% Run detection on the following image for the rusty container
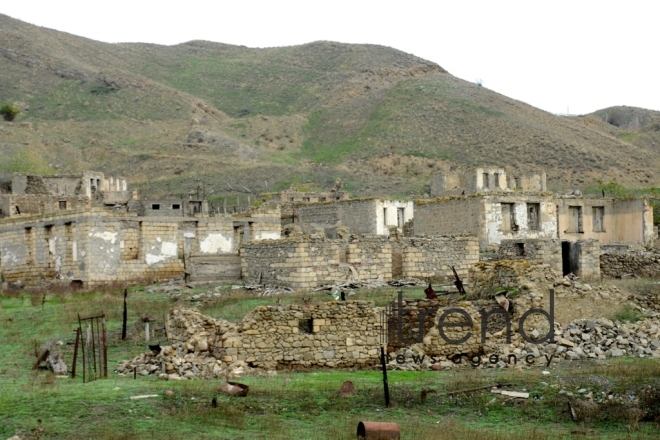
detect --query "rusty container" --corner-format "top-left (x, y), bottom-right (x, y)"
top-left (357, 421), bottom-right (400, 439)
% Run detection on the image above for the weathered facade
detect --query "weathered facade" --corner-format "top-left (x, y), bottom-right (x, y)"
top-left (414, 194), bottom-right (557, 251)
top-left (556, 197), bottom-right (654, 249)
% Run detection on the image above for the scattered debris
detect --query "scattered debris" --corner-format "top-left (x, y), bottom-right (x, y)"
top-left (219, 381), bottom-right (249, 397)
top-left (500, 391), bottom-right (529, 399)
top-left (446, 383), bottom-right (513, 396)
top-left (129, 394), bottom-right (158, 400)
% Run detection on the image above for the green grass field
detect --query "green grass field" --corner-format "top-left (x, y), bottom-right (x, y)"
top-left (1, 286), bottom-right (659, 439)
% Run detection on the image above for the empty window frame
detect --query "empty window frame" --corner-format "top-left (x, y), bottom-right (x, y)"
top-left (397, 208), bottom-right (405, 227)
top-left (501, 203), bottom-right (518, 231)
top-left (567, 206), bottom-right (583, 233)
top-left (59, 200), bottom-right (67, 210)
top-left (493, 173), bottom-right (500, 188)
top-left (483, 173), bottom-right (490, 188)
top-left (172, 204), bottom-right (181, 210)
top-left (151, 204), bottom-right (160, 210)
top-left (592, 206), bottom-right (605, 232)
top-left (383, 208), bottom-right (388, 227)
top-left (527, 203), bottom-right (540, 230)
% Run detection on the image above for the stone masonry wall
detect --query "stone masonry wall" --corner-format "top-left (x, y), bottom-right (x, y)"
top-left (498, 239), bottom-right (562, 276)
top-left (215, 301), bottom-right (380, 369)
top-left (401, 236), bottom-right (479, 282)
top-left (0, 207), bottom-right (281, 286)
top-left (600, 250), bottom-right (660, 278)
top-left (414, 197), bottom-right (483, 237)
top-left (241, 236), bottom-right (392, 288)
top-left (0, 194), bottom-right (90, 218)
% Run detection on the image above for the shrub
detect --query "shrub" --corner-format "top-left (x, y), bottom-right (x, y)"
top-left (0, 102), bottom-right (20, 121)
top-left (613, 304), bottom-right (643, 323)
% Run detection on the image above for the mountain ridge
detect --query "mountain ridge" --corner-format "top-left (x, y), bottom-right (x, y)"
top-left (1, 13), bottom-right (658, 203)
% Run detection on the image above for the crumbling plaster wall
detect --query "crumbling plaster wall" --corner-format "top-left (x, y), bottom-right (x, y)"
top-left (483, 197), bottom-right (556, 251)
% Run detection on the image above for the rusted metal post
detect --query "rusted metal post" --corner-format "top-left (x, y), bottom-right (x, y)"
top-left (72, 327), bottom-right (81, 378)
top-left (451, 266), bottom-right (466, 295)
top-left (122, 289), bottom-right (128, 340)
top-left (78, 314), bottom-right (85, 383)
top-left (381, 345), bottom-right (390, 408)
top-left (101, 316), bottom-right (108, 378)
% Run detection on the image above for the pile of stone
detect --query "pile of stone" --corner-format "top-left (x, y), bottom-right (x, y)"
top-left (548, 317), bottom-right (660, 360)
top-left (386, 315), bottom-right (660, 372)
top-left (115, 344), bottom-right (255, 381)
top-left (552, 278), bottom-right (626, 300)
top-left (116, 308), bottom-right (277, 380)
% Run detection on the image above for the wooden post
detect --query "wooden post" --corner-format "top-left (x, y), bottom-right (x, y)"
top-left (122, 289), bottom-right (128, 341)
top-left (145, 322), bottom-right (150, 343)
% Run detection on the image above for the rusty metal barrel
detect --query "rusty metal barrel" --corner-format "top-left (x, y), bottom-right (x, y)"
top-left (357, 421), bottom-right (400, 439)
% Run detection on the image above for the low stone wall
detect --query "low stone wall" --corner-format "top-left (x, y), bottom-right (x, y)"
top-left (600, 250), bottom-right (660, 278)
top-left (232, 301), bottom-right (380, 368)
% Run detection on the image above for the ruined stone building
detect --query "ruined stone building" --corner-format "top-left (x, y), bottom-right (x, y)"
top-left (0, 205), bottom-right (281, 287)
top-left (556, 196), bottom-right (654, 248)
top-left (240, 235), bottom-right (479, 289)
top-left (414, 193), bottom-right (558, 252)
top-left (0, 171), bottom-right (281, 287)
top-left (0, 171), bottom-right (129, 218)
top-left (297, 198), bottom-right (414, 238)
top-left (430, 167), bottom-right (546, 197)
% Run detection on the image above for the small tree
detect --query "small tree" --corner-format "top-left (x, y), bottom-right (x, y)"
top-left (0, 103), bottom-right (20, 121)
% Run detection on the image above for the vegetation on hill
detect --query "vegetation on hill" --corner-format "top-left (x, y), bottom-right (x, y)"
top-left (1, 13), bottom-right (659, 201)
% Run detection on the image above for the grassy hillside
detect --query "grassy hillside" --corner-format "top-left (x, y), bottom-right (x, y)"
top-left (1, 13), bottom-right (659, 201)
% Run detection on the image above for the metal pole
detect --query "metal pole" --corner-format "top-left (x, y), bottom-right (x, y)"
top-left (122, 289), bottom-right (127, 340)
top-left (101, 315), bottom-right (108, 378)
top-left (381, 345), bottom-right (390, 408)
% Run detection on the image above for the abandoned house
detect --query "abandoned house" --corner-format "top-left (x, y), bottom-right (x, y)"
top-left (555, 196), bottom-right (654, 249)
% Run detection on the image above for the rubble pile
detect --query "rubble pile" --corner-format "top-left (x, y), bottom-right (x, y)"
top-left (115, 344), bottom-right (256, 380)
top-left (117, 308), bottom-right (256, 380)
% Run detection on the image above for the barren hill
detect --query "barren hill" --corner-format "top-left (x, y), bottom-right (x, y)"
top-left (1, 13), bottom-right (658, 203)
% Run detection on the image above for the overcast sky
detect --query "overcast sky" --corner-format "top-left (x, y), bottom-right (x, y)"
top-left (3, 1), bottom-right (659, 115)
